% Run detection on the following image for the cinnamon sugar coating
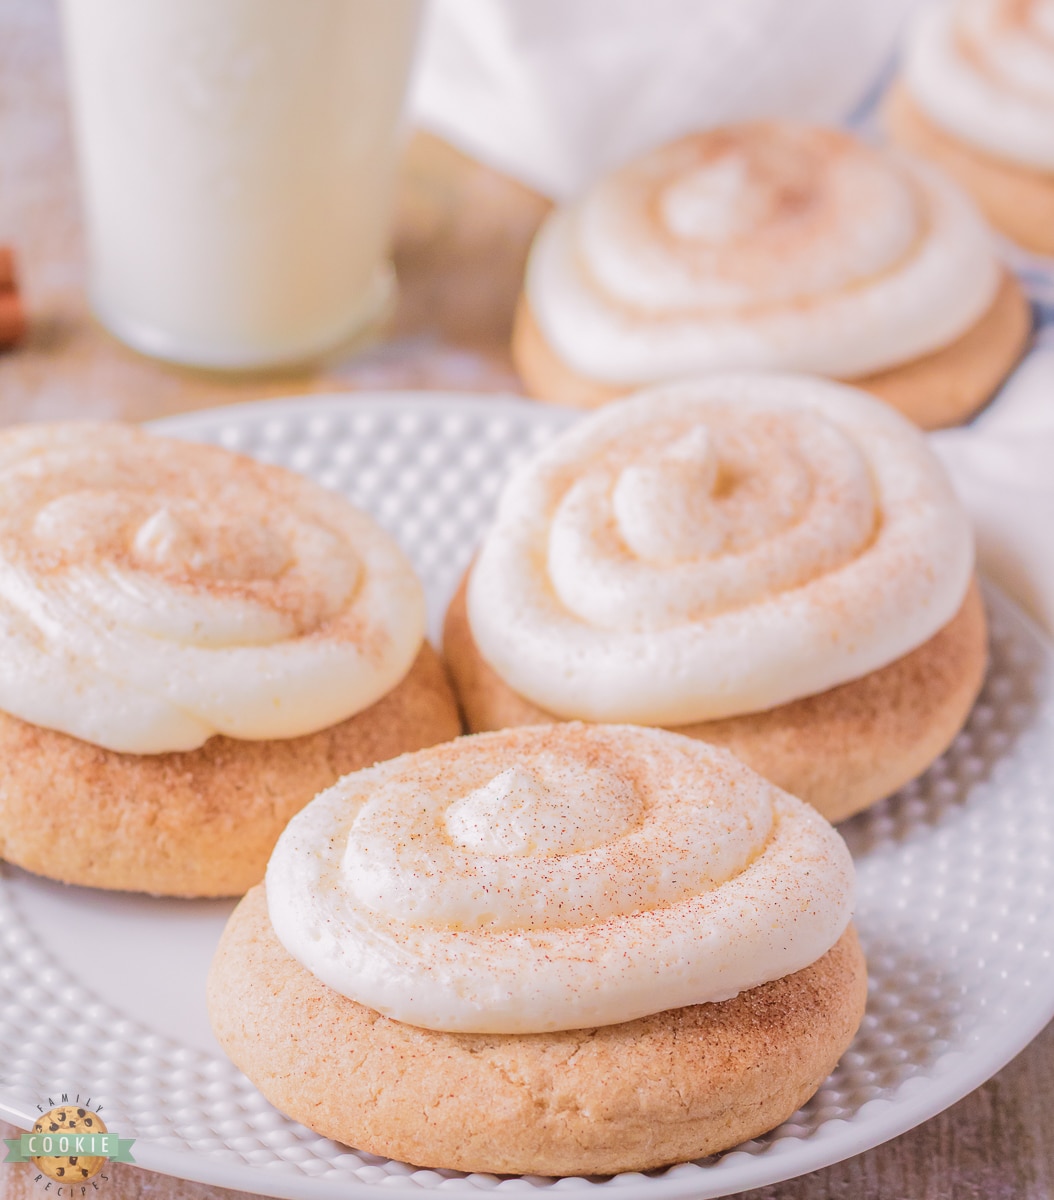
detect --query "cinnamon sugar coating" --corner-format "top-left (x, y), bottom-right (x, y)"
top-left (444, 575), bottom-right (988, 823)
top-left (886, 83), bottom-right (1054, 257)
top-left (512, 275), bottom-right (1031, 429)
top-left (0, 644), bottom-right (460, 896)
top-left (208, 884), bottom-right (867, 1176)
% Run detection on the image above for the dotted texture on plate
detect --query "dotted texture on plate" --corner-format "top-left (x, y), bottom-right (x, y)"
top-left (2, 393), bottom-right (1054, 1200)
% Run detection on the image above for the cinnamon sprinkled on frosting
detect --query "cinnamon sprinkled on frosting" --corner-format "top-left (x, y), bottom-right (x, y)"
top-left (0, 423), bottom-right (425, 752)
top-left (904, 0), bottom-right (1054, 171)
top-left (266, 724), bottom-right (855, 1033)
top-left (467, 374), bottom-right (974, 725)
top-left (526, 121), bottom-right (998, 384)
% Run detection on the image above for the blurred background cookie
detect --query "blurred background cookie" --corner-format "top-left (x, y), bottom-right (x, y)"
top-left (886, 0), bottom-right (1054, 257)
top-left (512, 121), bottom-right (1030, 427)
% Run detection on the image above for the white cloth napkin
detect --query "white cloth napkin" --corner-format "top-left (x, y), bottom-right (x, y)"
top-left (931, 318), bottom-right (1054, 638)
top-left (411, 0), bottom-right (919, 198)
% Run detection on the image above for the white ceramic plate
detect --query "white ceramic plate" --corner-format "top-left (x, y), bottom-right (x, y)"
top-left (2, 392), bottom-right (1054, 1200)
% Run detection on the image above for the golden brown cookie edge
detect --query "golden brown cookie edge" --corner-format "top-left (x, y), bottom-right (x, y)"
top-left (207, 885), bottom-right (867, 1176)
top-left (443, 573), bottom-right (987, 823)
top-left (511, 271), bottom-right (1030, 430)
top-left (0, 643), bottom-right (461, 897)
top-left (884, 82), bottom-right (1054, 257)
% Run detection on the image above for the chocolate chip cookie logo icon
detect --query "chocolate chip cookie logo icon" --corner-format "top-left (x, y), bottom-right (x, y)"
top-left (3, 1096), bottom-right (135, 1191)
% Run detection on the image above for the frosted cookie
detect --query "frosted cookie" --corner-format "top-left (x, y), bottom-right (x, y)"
top-left (0, 423), bottom-right (460, 896)
top-left (512, 122), bottom-right (1030, 428)
top-left (444, 375), bottom-right (988, 822)
top-left (886, 0), bottom-right (1054, 256)
top-left (208, 724), bottom-right (867, 1176)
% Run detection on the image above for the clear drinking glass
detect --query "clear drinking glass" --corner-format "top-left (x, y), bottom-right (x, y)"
top-left (61, 0), bottom-right (422, 370)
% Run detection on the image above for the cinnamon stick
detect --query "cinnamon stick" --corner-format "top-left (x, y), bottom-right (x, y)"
top-left (0, 292), bottom-right (25, 347)
top-left (0, 245), bottom-right (15, 292)
top-left (0, 245), bottom-right (25, 348)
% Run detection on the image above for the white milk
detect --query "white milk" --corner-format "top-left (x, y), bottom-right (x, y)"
top-left (61, 0), bottom-right (422, 369)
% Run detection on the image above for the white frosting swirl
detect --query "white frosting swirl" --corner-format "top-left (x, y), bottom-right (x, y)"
top-left (904, 0), bottom-right (1054, 171)
top-left (266, 724), bottom-right (854, 1033)
top-left (526, 123), bottom-right (999, 386)
top-left (0, 423), bottom-right (425, 753)
top-left (467, 375), bottom-right (974, 725)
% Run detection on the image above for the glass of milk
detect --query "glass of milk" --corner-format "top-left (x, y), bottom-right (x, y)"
top-left (61, 0), bottom-right (422, 371)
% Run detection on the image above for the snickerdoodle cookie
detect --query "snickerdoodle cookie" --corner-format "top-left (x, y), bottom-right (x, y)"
top-left (885, 0), bottom-right (1054, 257)
top-left (444, 375), bottom-right (988, 822)
top-left (208, 724), bottom-right (867, 1176)
top-left (511, 122), bottom-right (1030, 428)
top-left (0, 423), bottom-right (459, 896)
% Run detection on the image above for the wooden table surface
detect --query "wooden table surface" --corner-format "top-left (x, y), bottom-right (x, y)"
top-left (2, 3), bottom-right (1053, 1198)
